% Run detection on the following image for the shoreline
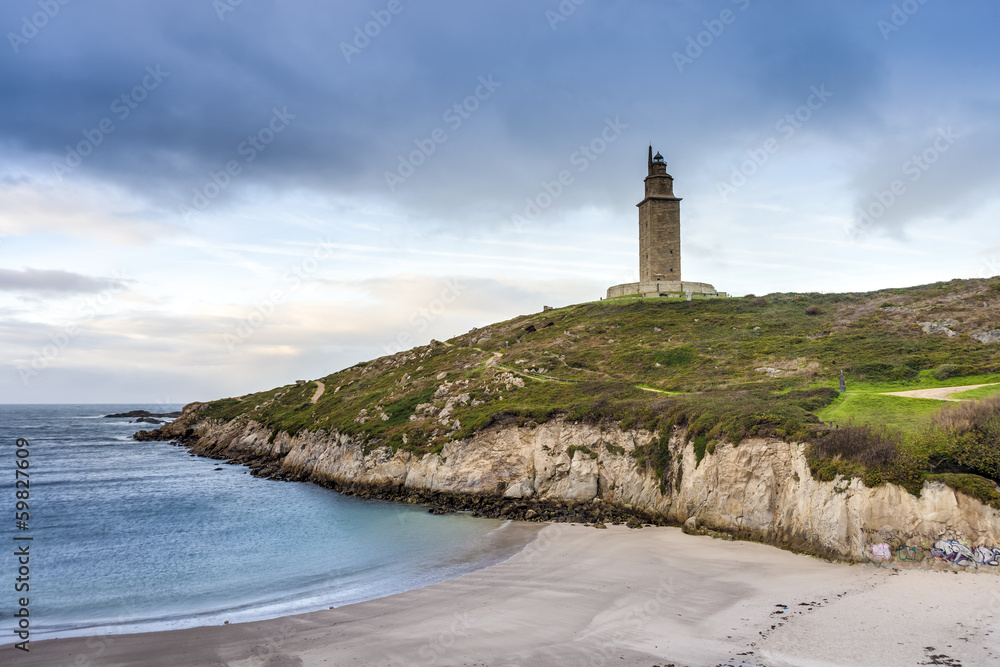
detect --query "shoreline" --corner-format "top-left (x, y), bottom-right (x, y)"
top-left (17, 517), bottom-right (543, 645)
top-left (7, 524), bottom-right (999, 667)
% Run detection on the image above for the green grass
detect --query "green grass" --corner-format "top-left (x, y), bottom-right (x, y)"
top-left (817, 393), bottom-right (945, 434)
top-left (948, 383), bottom-right (1000, 400)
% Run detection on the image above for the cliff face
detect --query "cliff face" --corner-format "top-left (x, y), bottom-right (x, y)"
top-left (150, 402), bottom-right (1000, 569)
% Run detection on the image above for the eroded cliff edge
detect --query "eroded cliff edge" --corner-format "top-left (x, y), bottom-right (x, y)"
top-left (140, 402), bottom-right (1000, 569)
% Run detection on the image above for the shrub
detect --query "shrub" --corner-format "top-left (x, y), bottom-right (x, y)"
top-left (652, 346), bottom-right (696, 367)
top-left (932, 364), bottom-right (960, 381)
top-left (930, 396), bottom-right (1000, 482)
top-left (805, 305), bottom-right (823, 316)
top-left (752, 297), bottom-right (767, 307)
top-left (810, 425), bottom-right (901, 472)
top-left (692, 434), bottom-right (709, 465)
top-left (933, 395), bottom-right (1000, 433)
top-left (568, 445), bottom-right (598, 460)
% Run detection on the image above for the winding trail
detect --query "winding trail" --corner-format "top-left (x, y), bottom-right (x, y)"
top-left (881, 383), bottom-right (999, 402)
top-left (310, 380), bottom-right (325, 404)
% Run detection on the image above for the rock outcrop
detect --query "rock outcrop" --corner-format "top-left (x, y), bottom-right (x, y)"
top-left (973, 329), bottom-right (1000, 344)
top-left (139, 402), bottom-right (1000, 570)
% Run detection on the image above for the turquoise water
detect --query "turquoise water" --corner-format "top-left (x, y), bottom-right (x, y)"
top-left (0, 405), bottom-right (533, 640)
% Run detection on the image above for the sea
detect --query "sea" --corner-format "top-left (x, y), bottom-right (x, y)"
top-left (0, 404), bottom-right (536, 641)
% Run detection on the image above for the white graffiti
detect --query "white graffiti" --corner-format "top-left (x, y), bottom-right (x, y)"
top-left (932, 540), bottom-right (1000, 567)
top-left (975, 545), bottom-right (1000, 567)
top-left (871, 543), bottom-right (892, 560)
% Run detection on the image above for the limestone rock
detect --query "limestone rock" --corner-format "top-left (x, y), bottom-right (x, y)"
top-left (973, 329), bottom-right (1000, 344)
top-left (160, 413), bottom-right (1000, 566)
top-left (920, 319), bottom-right (959, 337)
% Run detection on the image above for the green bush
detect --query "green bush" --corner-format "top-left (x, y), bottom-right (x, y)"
top-left (933, 364), bottom-right (960, 381)
top-left (692, 434), bottom-right (709, 465)
top-left (930, 396), bottom-right (1000, 483)
top-left (652, 346), bottom-right (696, 367)
top-left (568, 445), bottom-right (598, 460)
top-left (807, 425), bottom-right (926, 490)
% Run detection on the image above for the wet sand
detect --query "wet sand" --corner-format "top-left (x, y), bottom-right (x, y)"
top-left (7, 524), bottom-right (999, 666)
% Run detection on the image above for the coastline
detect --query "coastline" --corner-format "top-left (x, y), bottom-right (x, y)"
top-left (7, 524), bottom-right (999, 667)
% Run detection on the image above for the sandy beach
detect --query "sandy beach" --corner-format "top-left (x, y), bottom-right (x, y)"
top-left (7, 523), bottom-right (1000, 667)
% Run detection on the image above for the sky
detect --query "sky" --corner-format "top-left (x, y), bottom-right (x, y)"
top-left (1, 0), bottom-right (998, 403)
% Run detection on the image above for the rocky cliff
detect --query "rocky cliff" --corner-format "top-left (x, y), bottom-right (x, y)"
top-left (143, 402), bottom-right (1000, 570)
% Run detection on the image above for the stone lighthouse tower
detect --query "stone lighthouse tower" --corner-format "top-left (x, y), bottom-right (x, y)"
top-left (638, 147), bottom-right (681, 282)
top-left (605, 147), bottom-right (722, 299)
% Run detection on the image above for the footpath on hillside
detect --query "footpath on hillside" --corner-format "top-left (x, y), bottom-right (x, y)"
top-left (881, 383), bottom-right (1000, 402)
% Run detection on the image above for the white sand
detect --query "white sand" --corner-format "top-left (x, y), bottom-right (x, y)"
top-left (8, 524), bottom-right (1000, 666)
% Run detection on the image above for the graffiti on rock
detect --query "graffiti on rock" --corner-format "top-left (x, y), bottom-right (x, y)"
top-left (866, 537), bottom-right (1000, 568)
top-left (896, 545), bottom-right (925, 563)
top-left (871, 543), bottom-right (892, 560)
top-left (975, 545), bottom-right (1000, 566)
top-left (931, 540), bottom-right (1000, 567)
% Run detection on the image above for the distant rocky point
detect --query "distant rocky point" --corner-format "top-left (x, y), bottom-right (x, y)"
top-left (104, 409), bottom-right (182, 419)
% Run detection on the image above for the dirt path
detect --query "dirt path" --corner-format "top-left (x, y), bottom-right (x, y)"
top-left (310, 380), bottom-right (325, 404)
top-left (881, 383), bottom-right (999, 402)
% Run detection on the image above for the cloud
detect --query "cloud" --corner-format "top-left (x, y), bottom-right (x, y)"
top-left (847, 111), bottom-right (1000, 238)
top-left (0, 268), bottom-right (126, 294)
top-left (0, 172), bottom-right (179, 244)
top-left (0, 272), bottom-right (601, 401)
top-left (0, 0), bottom-right (920, 230)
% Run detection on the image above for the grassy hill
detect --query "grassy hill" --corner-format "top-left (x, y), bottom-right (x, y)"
top-left (197, 277), bottom-right (1000, 507)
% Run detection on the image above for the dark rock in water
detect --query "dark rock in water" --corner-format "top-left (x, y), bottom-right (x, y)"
top-left (105, 410), bottom-right (182, 419)
top-left (214, 467), bottom-right (223, 471)
top-left (133, 417), bottom-right (164, 424)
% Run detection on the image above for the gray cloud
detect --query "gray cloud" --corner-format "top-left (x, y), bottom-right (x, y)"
top-left (0, 268), bottom-right (126, 294)
top-left (0, 0), bottom-right (928, 228)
